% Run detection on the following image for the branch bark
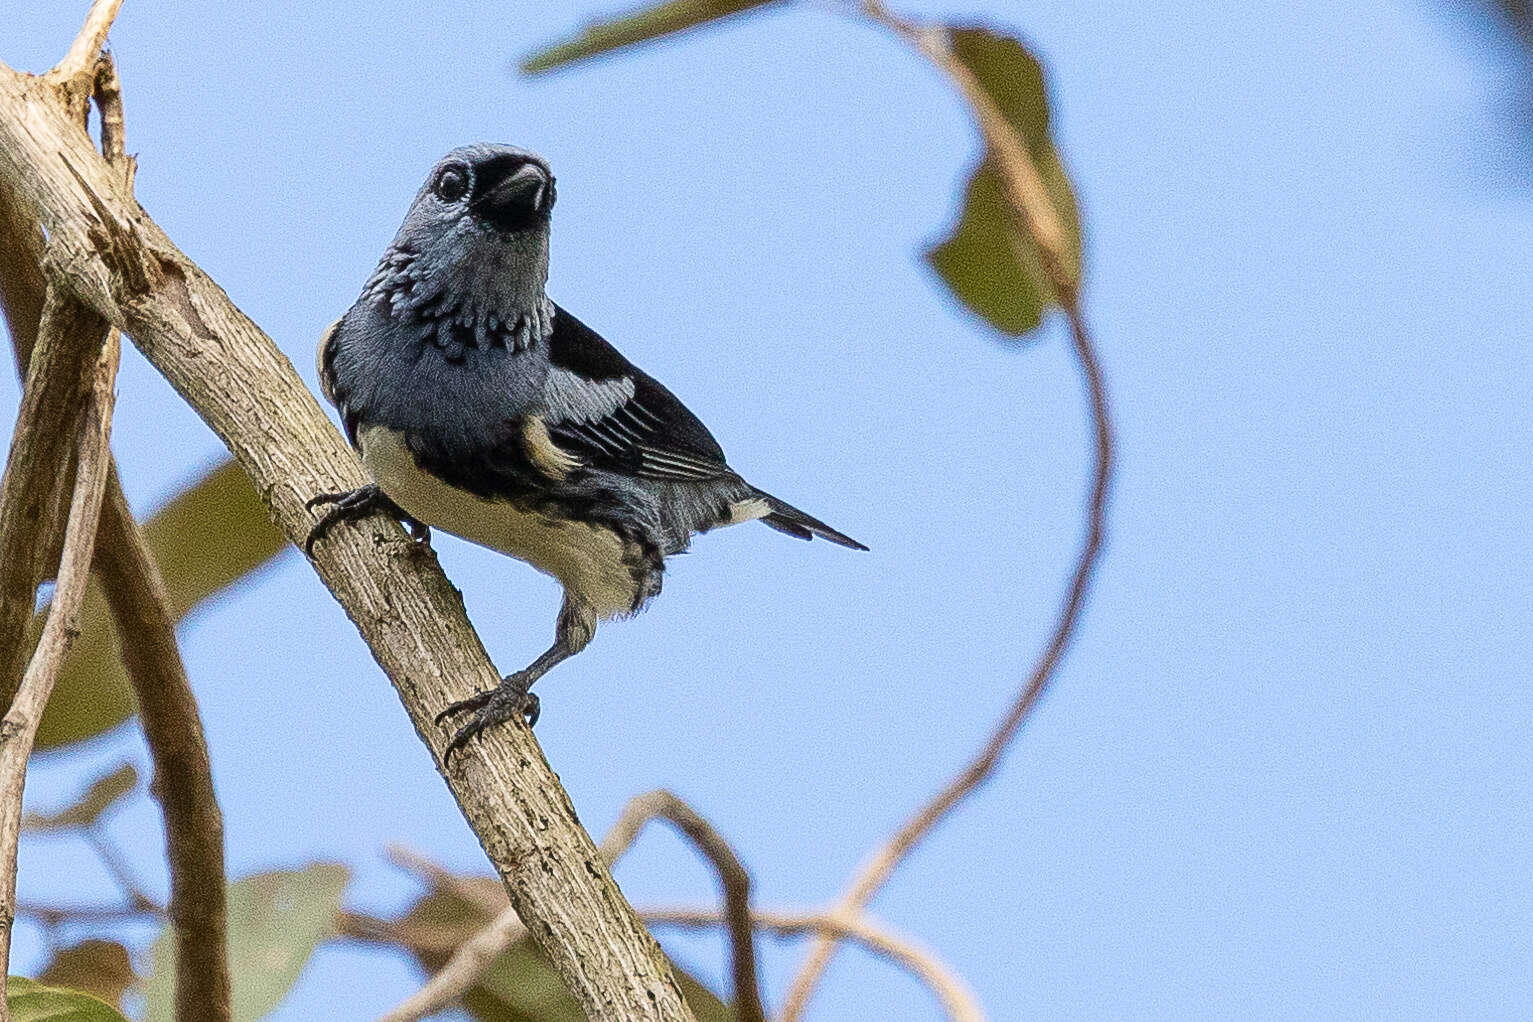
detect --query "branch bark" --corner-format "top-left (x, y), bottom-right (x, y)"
top-left (0, 322), bottom-right (119, 1012)
top-left (780, 6), bottom-right (1116, 1017)
top-left (0, 28), bottom-right (693, 1021)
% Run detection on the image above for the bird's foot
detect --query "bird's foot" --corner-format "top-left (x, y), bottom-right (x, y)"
top-left (436, 671), bottom-right (541, 765)
top-left (304, 483), bottom-right (430, 556)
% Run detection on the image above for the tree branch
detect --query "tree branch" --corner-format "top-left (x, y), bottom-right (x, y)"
top-left (646, 907), bottom-right (986, 1022)
top-left (780, 5), bottom-right (1116, 1017)
top-left (94, 467), bottom-right (231, 1022)
top-left (0, 276), bottom-right (102, 703)
top-left (51, 0), bottom-right (126, 86)
top-left (622, 792), bottom-right (764, 1022)
top-left (0, 323), bottom-right (119, 1011)
top-left (0, 37), bottom-right (693, 1022)
top-left (372, 905), bottom-right (528, 1022)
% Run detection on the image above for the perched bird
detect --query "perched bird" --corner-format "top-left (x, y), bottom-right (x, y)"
top-left (307, 143), bottom-right (865, 759)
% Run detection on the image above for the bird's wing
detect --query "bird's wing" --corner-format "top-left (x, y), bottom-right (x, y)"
top-left (316, 316), bottom-right (362, 446)
top-left (538, 305), bottom-right (732, 482)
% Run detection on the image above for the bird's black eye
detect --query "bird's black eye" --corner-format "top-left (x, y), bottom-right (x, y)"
top-left (434, 164), bottom-right (468, 203)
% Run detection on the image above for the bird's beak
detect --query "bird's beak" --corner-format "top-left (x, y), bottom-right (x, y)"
top-left (485, 163), bottom-right (552, 216)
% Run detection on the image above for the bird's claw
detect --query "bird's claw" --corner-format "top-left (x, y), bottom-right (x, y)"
top-left (304, 483), bottom-right (430, 557)
top-left (438, 672), bottom-right (541, 766)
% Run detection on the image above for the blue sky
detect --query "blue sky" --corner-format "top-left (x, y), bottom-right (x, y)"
top-left (5, 0), bottom-right (1532, 1018)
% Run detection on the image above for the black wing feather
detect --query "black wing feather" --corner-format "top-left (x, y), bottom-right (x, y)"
top-left (545, 305), bottom-right (731, 481)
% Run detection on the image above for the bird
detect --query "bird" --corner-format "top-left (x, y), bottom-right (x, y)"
top-left (306, 143), bottom-right (866, 761)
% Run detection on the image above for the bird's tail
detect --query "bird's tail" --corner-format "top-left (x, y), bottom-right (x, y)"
top-left (753, 491), bottom-right (868, 551)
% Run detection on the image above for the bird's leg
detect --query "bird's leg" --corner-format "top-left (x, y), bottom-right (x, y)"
top-left (304, 482), bottom-right (431, 556)
top-left (438, 597), bottom-right (597, 764)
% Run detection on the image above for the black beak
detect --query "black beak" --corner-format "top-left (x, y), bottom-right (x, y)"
top-left (475, 162), bottom-right (554, 233)
top-left (486, 163), bottom-right (548, 211)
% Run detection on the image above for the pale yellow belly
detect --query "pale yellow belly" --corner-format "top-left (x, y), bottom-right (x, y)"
top-left (358, 425), bottom-right (639, 620)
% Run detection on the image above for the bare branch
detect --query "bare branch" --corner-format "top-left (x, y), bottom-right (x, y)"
top-left (0, 282), bottom-right (104, 703)
top-left (51, 0), bottom-right (126, 85)
top-left (377, 791), bottom-right (766, 1022)
top-left (94, 468), bottom-right (231, 1022)
top-left (83, 825), bottom-right (156, 914)
top-left (631, 792), bottom-right (764, 1022)
top-left (646, 907), bottom-right (987, 1022)
top-left (16, 899), bottom-right (156, 926)
top-left (781, 6), bottom-right (1115, 1017)
top-left (0, 51), bottom-right (693, 1021)
top-left (0, 323), bottom-right (119, 1009)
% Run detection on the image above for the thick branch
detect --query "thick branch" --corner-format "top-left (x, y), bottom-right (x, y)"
top-left (0, 323), bottom-right (119, 1010)
top-left (0, 60), bottom-right (693, 1022)
top-left (781, 7), bottom-right (1116, 1017)
top-left (646, 908), bottom-right (986, 1022)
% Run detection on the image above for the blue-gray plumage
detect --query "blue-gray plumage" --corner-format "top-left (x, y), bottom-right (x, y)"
top-left (307, 143), bottom-right (866, 759)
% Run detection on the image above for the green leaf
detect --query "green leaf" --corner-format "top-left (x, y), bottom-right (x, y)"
top-left (926, 26), bottom-right (1082, 336)
top-left (144, 864), bottom-right (349, 1022)
top-left (36, 459), bottom-right (287, 752)
top-left (522, 0), bottom-right (779, 74)
top-left (950, 27), bottom-right (1052, 148)
top-left (21, 763), bottom-right (137, 832)
top-left (36, 941), bottom-right (136, 1011)
top-left (6, 976), bottom-right (131, 1022)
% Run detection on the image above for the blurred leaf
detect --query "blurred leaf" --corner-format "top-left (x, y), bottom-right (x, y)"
top-left (951, 27), bottom-right (1051, 148)
top-left (522, 0), bottom-right (779, 74)
top-left (388, 873), bottom-right (730, 1022)
top-left (21, 764), bottom-right (137, 832)
top-left (6, 976), bottom-right (131, 1022)
top-left (144, 864), bottom-right (348, 1022)
top-left (36, 941), bottom-right (136, 1011)
top-left (926, 26), bottom-right (1082, 336)
top-left (36, 459), bottom-right (287, 752)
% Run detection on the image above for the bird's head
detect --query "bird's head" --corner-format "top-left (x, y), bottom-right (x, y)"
top-left (405, 143), bottom-right (556, 239)
top-left (371, 144), bottom-right (557, 333)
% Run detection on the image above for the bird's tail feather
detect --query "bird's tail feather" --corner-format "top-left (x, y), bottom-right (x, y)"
top-left (755, 492), bottom-right (868, 551)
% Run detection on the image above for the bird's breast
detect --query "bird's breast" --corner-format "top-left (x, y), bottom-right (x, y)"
top-left (358, 425), bottom-right (645, 620)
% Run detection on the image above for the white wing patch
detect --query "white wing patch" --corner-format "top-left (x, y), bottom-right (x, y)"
top-left (541, 369), bottom-right (635, 425)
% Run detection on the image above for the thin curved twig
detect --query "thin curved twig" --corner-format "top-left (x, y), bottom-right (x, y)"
top-left (376, 791), bottom-right (765, 1022)
top-left (644, 907), bottom-right (986, 1022)
top-left (780, 5), bottom-right (1115, 1018)
top-left (0, 324), bottom-right (120, 1009)
top-left (625, 792), bottom-right (765, 1022)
